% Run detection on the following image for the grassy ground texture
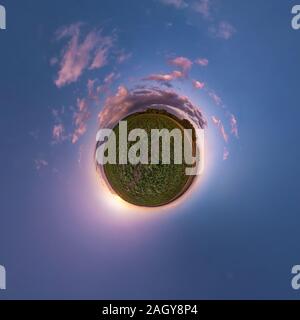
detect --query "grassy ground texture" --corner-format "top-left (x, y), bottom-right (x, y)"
top-left (103, 109), bottom-right (196, 207)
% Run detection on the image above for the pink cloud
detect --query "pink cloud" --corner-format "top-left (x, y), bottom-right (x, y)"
top-left (51, 107), bottom-right (69, 144)
top-left (72, 123), bottom-right (87, 144)
top-left (98, 86), bottom-right (129, 127)
top-left (143, 70), bottom-right (184, 82)
top-left (54, 24), bottom-right (113, 88)
top-left (159, 0), bottom-right (188, 9)
top-left (77, 97), bottom-right (89, 112)
top-left (211, 116), bottom-right (228, 143)
top-left (99, 86), bottom-right (206, 130)
top-left (87, 73), bottom-right (121, 103)
top-left (209, 90), bottom-right (222, 106)
top-left (230, 113), bottom-right (239, 138)
top-left (89, 48), bottom-right (108, 70)
top-left (193, 0), bottom-right (211, 18)
top-left (72, 98), bottom-right (91, 144)
top-left (220, 125), bottom-right (228, 143)
top-left (168, 56), bottom-right (193, 74)
top-left (104, 72), bottom-right (120, 85)
top-left (87, 79), bottom-right (97, 100)
top-left (195, 57), bottom-right (209, 67)
top-left (193, 80), bottom-right (205, 89)
top-left (52, 124), bottom-right (65, 143)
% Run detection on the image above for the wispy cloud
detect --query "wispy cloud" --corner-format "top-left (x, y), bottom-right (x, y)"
top-left (143, 70), bottom-right (184, 83)
top-left (50, 23), bottom-right (127, 148)
top-left (223, 146), bottom-right (229, 161)
top-left (229, 113), bottom-right (239, 138)
top-left (72, 98), bottom-right (91, 144)
top-left (53, 23), bottom-right (114, 88)
top-left (192, 0), bottom-right (211, 19)
top-left (211, 115), bottom-right (228, 143)
top-left (168, 56), bottom-right (193, 74)
top-left (159, 0), bottom-right (188, 9)
top-left (193, 80), bottom-right (205, 89)
top-left (211, 21), bottom-right (236, 40)
top-left (103, 72), bottom-right (120, 85)
top-left (98, 86), bottom-right (129, 128)
top-left (35, 159), bottom-right (48, 171)
top-left (88, 72), bottom-right (121, 99)
top-left (51, 107), bottom-right (69, 144)
top-left (208, 90), bottom-right (222, 106)
top-left (87, 79), bottom-right (98, 100)
top-left (117, 51), bottom-right (132, 64)
top-left (89, 48), bottom-right (109, 70)
top-left (143, 56), bottom-right (192, 84)
top-left (195, 57), bottom-right (209, 67)
top-left (158, 0), bottom-right (236, 40)
top-left (51, 73), bottom-right (121, 145)
top-left (52, 124), bottom-right (66, 143)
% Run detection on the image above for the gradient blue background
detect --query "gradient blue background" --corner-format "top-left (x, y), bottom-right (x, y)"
top-left (0, 0), bottom-right (300, 299)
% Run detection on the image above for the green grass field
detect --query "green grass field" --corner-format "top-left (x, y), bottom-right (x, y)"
top-left (103, 109), bottom-right (196, 207)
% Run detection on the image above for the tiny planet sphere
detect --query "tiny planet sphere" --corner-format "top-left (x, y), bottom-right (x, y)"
top-left (100, 108), bottom-right (198, 207)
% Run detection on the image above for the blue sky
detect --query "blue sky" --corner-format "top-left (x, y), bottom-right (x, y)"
top-left (0, 0), bottom-right (300, 299)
